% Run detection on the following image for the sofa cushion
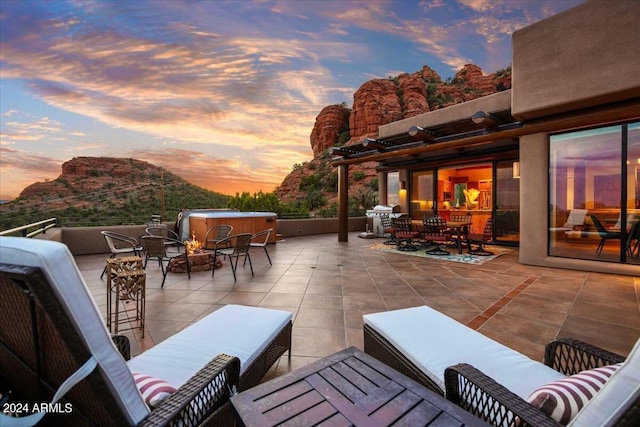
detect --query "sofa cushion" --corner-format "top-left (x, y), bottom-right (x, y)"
top-left (527, 363), bottom-right (623, 424)
top-left (0, 237), bottom-right (149, 424)
top-left (127, 304), bottom-right (291, 388)
top-left (363, 305), bottom-right (566, 399)
top-left (569, 338), bottom-right (640, 426)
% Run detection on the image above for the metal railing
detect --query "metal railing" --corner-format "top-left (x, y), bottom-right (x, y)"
top-left (0, 218), bottom-right (57, 237)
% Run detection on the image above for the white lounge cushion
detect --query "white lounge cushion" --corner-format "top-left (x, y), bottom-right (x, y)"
top-left (0, 237), bottom-right (150, 424)
top-left (569, 338), bottom-right (640, 426)
top-left (127, 304), bottom-right (291, 388)
top-left (363, 305), bottom-right (566, 399)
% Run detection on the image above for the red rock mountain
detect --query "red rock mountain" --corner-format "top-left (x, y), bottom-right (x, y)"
top-left (17, 157), bottom-right (164, 210)
top-left (276, 64), bottom-right (511, 204)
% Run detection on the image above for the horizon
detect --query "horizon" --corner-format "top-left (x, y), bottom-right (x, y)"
top-left (0, 0), bottom-right (584, 200)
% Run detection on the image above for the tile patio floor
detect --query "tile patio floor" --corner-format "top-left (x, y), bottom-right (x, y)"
top-left (76, 232), bottom-right (640, 381)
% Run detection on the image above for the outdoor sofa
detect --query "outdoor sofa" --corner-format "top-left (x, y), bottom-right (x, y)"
top-left (0, 236), bottom-right (292, 426)
top-left (363, 305), bottom-right (639, 427)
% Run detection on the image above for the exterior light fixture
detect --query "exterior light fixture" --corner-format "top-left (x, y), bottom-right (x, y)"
top-left (472, 111), bottom-right (501, 128)
top-left (407, 125), bottom-right (435, 141)
top-left (399, 180), bottom-right (406, 190)
top-left (362, 137), bottom-right (391, 150)
top-left (512, 161), bottom-right (520, 179)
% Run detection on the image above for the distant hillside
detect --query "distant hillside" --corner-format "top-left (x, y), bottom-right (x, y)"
top-left (0, 157), bottom-right (230, 230)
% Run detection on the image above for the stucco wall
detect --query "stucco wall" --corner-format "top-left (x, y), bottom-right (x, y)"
top-left (57, 218), bottom-right (368, 255)
top-left (512, 0), bottom-right (640, 120)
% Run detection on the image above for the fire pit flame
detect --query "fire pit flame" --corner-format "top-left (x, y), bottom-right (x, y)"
top-left (185, 232), bottom-right (206, 255)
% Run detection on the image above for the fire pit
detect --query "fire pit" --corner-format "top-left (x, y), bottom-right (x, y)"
top-left (168, 233), bottom-right (221, 273)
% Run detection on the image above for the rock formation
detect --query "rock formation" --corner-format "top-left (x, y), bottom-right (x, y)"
top-left (276, 63), bottom-right (511, 205)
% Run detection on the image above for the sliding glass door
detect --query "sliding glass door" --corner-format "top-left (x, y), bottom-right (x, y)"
top-left (549, 122), bottom-right (639, 264)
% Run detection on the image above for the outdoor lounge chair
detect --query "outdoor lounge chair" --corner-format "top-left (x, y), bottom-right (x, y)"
top-left (363, 305), bottom-right (639, 427)
top-left (0, 237), bottom-right (292, 426)
top-left (549, 209), bottom-right (588, 238)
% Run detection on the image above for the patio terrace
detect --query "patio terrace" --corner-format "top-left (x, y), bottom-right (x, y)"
top-left (76, 232), bottom-right (640, 381)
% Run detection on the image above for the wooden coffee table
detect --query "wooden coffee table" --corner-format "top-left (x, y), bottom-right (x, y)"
top-left (231, 346), bottom-right (488, 426)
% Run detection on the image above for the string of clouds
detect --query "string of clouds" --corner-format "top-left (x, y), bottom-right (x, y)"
top-left (0, 0), bottom-right (583, 200)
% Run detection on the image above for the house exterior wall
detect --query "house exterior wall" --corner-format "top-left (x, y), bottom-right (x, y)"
top-left (512, 0), bottom-right (640, 121)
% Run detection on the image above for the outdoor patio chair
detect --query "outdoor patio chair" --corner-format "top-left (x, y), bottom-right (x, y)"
top-left (204, 224), bottom-right (233, 250)
top-left (421, 216), bottom-right (450, 255)
top-left (392, 217), bottom-right (420, 251)
top-left (363, 305), bottom-right (639, 427)
top-left (590, 215), bottom-right (622, 255)
top-left (141, 235), bottom-right (190, 287)
top-left (212, 233), bottom-right (253, 281)
top-left (447, 213), bottom-right (472, 249)
top-left (468, 217), bottom-right (494, 256)
top-left (248, 228), bottom-right (273, 266)
top-left (380, 214), bottom-right (397, 245)
top-left (145, 224), bottom-right (182, 251)
top-left (100, 230), bottom-right (143, 279)
top-left (0, 237), bottom-right (240, 426)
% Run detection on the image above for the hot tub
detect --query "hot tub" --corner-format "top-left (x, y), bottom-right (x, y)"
top-left (184, 210), bottom-right (277, 244)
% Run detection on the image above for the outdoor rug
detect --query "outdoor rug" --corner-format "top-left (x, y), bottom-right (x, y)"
top-left (366, 243), bottom-right (511, 265)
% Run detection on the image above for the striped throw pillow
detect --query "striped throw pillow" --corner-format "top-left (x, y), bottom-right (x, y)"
top-left (132, 372), bottom-right (177, 408)
top-left (527, 363), bottom-right (623, 425)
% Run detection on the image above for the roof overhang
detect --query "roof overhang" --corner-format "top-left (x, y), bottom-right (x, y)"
top-left (331, 91), bottom-right (521, 167)
top-left (331, 91), bottom-right (640, 168)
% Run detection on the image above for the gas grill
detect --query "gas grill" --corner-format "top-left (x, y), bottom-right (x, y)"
top-left (365, 205), bottom-right (403, 237)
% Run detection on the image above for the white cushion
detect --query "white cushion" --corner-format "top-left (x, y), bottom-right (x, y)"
top-left (127, 304), bottom-right (291, 387)
top-left (0, 237), bottom-right (149, 424)
top-left (569, 338), bottom-right (640, 426)
top-left (363, 305), bottom-right (566, 399)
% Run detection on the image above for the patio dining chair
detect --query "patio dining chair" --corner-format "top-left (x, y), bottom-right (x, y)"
top-left (447, 213), bottom-right (472, 249)
top-left (421, 216), bottom-right (450, 256)
top-left (204, 224), bottom-right (233, 250)
top-left (212, 233), bottom-right (253, 281)
top-left (141, 235), bottom-right (190, 287)
top-left (145, 224), bottom-right (181, 251)
top-left (392, 217), bottom-right (421, 251)
top-left (100, 231), bottom-right (143, 279)
top-left (380, 214), bottom-right (397, 245)
top-left (248, 228), bottom-right (273, 266)
top-left (468, 217), bottom-right (494, 256)
top-left (0, 237), bottom-right (240, 426)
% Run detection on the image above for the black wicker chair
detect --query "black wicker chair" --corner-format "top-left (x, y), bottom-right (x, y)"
top-left (444, 338), bottom-right (633, 427)
top-left (364, 315), bottom-right (637, 427)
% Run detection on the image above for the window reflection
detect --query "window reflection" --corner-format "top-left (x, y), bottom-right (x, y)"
top-left (549, 122), bottom-right (640, 264)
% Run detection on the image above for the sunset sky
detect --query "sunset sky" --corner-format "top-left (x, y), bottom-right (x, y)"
top-left (0, 0), bottom-right (584, 200)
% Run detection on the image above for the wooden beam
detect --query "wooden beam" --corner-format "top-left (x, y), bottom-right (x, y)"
top-left (337, 165), bottom-right (349, 242)
top-left (332, 100), bottom-right (640, 166)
